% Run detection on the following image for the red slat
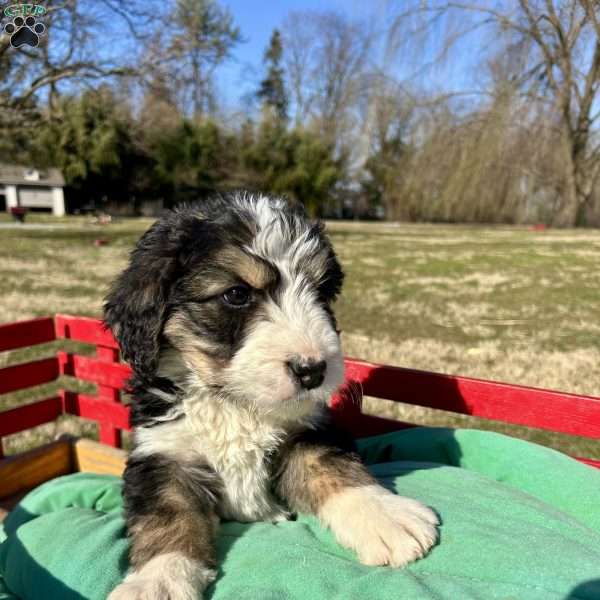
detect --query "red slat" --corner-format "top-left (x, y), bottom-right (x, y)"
top-left (96, 346), bottom-right (123, 447)
top-left (0, 317), bottom-right (55, 352)
top-left (0, 357), bottom-right (60, 395)
top-left (62, 391), bottom-right (131, 430)
top-left (55, 314), bottom-right (119, 349)
top-left (577, 457), bottom-right (600, 469)
top-left (0, 397), bottom-right (63, 436)
top-left (58, 352), bottom-right (131, 390)
top-left (341, 359), bottom-right (600, 440)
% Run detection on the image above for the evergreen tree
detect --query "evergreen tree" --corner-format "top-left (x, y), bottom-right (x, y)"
top-left (243, 113), bottom-right (342, 216)
top-left (168, 0), bottom-right (242, 118)
top-left (34, 88), bottom-right (142, 210)
top-left (257, 29), bottom-right (288, 121)
top-left (153, 118), bottom-right (236, 202)
top-left (362, 133), bottom-right (409, 219)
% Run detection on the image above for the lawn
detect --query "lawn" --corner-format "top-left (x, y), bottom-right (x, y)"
top-left (1, 215), bottom-right (599, 459)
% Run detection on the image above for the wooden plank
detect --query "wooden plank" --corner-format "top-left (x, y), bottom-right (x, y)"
top-left (0, 317), bottom-right (55, 352)
top-left (341, 358), bottom-right (600, 440)
top-left (0, 357), bottom-right (59, 395)
top-left (55, 314), bottom-right (119, 349)
top-left (0, 440), bottom-right (73, 499)
top-left (62, 391), bottom-right (131, 431)
top-left (73, 438), bottom-right (126, 476)
top-left (58, 352), bottom-right (131, 390)
top-left (0, 396), bottom-right (63, 437)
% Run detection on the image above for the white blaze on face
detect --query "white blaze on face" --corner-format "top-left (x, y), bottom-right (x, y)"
top-left (222, 197), bottom-right (344, 417)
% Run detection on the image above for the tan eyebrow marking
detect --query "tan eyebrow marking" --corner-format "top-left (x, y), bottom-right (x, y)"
top-left (217, 246), bottom-right (277, 290)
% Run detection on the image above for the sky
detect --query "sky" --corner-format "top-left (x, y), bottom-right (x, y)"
top-left (215, 0), bottom-right (381, 106)
top-left (212, 0), bottom-right (491, 114)
top-left (11, 0), bottom-right (491, 115)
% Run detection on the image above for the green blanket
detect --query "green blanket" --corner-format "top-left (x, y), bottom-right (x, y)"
top-left (1, 428), bottom-right (600, 599)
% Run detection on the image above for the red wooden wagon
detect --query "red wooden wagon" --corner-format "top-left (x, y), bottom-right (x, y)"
top-left (1, 313), bottom-right (600, 511)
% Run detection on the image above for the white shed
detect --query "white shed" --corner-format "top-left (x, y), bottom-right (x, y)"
top-left (0, 165), bottom-right (66, 216)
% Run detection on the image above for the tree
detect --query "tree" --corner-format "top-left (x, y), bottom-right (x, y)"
top-left (362, 130), bottom-right (409, 220)
top-left (282, 12), bottom-right (372, 146)
top-left (152, 118), bottom-right (236, 202)
top-left (257, 29), bottom-right (288, 121)
top-left (286, 128), bottom-right (344, 217)
top-left (163, 0), bottom-right (242, 118)
top-left (358, 77), bottom-right (415, 219)
top-left (0, 0), bottom-right (159, 129)
top-left (391, 1), bottom-right (600, 226)
top-left (242, 113), bottom-right (344, 216)
top-left (34, 87), bottom-right (143, 209)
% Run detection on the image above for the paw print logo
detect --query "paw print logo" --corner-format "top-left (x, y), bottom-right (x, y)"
top-left (4, 16), bottom-right (46, 48)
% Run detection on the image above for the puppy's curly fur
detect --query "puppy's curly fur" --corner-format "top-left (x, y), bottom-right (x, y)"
top-left (105, 194), bottom-right (438, 599)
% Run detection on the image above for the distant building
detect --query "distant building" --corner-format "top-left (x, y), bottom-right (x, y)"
top-left (0, 165), bottom-right (66, 216)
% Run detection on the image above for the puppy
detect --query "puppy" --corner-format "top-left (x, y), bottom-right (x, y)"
top-left (105, 194), bottom-right (438, 599)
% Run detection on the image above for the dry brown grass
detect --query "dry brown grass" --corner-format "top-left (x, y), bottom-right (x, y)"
top-left (1, 217), bottom-right (599, 458)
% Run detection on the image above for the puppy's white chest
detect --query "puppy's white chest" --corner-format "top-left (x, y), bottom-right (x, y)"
top-left (184, 399), bottom-right (286, 522)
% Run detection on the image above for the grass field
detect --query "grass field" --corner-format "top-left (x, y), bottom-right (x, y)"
top-left (1, 214), bottom-right (599, 459)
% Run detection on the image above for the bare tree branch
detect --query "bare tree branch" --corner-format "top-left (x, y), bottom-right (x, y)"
top-left (383, 0), bottom-right (600, 225)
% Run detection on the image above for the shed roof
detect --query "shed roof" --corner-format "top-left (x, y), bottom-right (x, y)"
top-left (0, 164), bottom-right (65, 187)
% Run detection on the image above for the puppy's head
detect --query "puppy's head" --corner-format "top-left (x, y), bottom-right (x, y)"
top-left (104, 194), bottom-right (344, 418)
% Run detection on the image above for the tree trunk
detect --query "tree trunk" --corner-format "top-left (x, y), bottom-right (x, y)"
top-left (553, 123), bottom-right (585, 227)
top-left (554, 164), bottom-right (592, 227)
top-left (192, 53), bottom-right (203, 119)
top-left (554, 165), bottom-right (579, 227)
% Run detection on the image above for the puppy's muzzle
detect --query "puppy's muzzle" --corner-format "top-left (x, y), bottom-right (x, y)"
top-left (287, 358), bottom-right (327, 390)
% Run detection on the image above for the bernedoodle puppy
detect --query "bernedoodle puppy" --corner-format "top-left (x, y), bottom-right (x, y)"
top-left (105, 193), bottom-right (438, 599)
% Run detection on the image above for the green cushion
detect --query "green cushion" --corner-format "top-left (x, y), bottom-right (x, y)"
top-left (1, 428), bottom-right (600, 600)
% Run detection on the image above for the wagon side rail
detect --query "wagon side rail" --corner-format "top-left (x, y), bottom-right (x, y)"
top-left (331, 359), bottom-right (600, 468)
top-left (55, 314), bottom-right (130, 447)
top-left (1, 315), bottom-right (599, 469)
top-left (0, 315), bottom-right (132, 458)
top-left (0, 317), bottom-right (61, 458)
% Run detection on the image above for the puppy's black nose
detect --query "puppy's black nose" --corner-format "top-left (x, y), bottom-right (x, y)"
top-left (287, 359), bottom-right (327, 390)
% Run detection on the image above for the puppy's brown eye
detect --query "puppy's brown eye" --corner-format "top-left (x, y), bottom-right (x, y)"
top-left (222, 285), bottom-right (251, 307)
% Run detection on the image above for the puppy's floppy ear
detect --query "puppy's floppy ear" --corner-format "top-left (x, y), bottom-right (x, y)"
top-left (322, 240), bottom-right (344, 301)
top-left (311, 222), bottom-right (344, 302)
top-left (104, 210), bottom-right (202, 378)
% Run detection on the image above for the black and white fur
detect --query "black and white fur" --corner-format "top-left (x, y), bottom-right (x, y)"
top-left (105, 194), bottom-right (438, 600)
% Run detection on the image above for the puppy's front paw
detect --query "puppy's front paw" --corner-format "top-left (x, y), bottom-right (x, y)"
top-left (108, 575), bottom-right (206, 600)
top-left (108, 578), bottom-right (191, 600)
top-left (108, 552), bottom-right (216, 600)
top-left (320, 484), bottom-right (439, 568)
